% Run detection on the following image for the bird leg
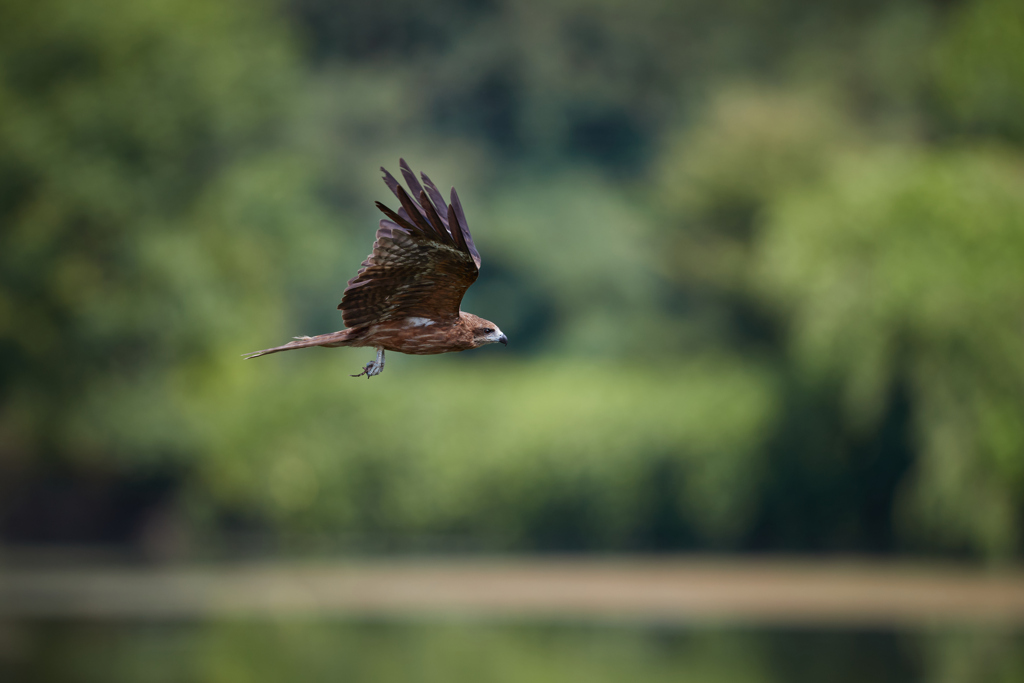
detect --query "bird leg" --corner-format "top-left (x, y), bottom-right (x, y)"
top-left (351, 347), bottom-right (385, 378)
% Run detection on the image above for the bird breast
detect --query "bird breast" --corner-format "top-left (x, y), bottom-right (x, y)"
top-left (360, 317), bottom-right (472, 355)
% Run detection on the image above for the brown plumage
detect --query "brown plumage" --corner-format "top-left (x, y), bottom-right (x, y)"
top-left (243, 159), bottom-right (507, 377)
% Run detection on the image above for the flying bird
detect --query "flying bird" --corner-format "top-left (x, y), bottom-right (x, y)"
top-left (243, 159), bottom-right (507, 377)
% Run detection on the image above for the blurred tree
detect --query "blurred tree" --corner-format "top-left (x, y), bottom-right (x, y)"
top-left (0, 0), bottom-right (334, 542)
top-left (655, 89), bottom-right (918, 553)
top-left (757, 149), bottom-right (1024, 556)
top-left (285, 0), bottom-right (910, 171)
top-left (933, 0), bottom-right (1024, 143)
top-left (187, 359), bottom-right (776, 551)
top-left (2, 0), bottom-right (1022, 560)
top-left (655, 75), bottom-right (1024, 557)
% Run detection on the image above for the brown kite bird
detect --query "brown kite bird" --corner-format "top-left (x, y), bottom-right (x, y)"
top-left (243, 160), bottom-right (506, 377)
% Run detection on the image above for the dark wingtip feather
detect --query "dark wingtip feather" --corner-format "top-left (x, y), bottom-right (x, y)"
top-left (381, 167), bottom-right (402, 198)
top-left (374, 200), bottom-right (424, 237)
top-left (448, 203), bottom-right (469, 253)
top-left (378, 162), bottom-right (479, 264)
top-left (450, 187), bottom-right (481, 267)
top-left (399, 159), bottom-right (427, 211)
top-left (450, 186), bottom-right (468, 229)
top-left (419, 189), bottom-right (454, 246)
top-left (394, 186), bottom-right (437, 238)
top-left (419, 172), bottom-right (450, 229)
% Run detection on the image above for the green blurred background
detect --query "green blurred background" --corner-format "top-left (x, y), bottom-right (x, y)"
top-left (2, 0), bottom-right (1024, 679)
top-left (4, 0), bottom-right (1023, 560)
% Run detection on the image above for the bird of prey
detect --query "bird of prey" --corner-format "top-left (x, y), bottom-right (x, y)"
top-left (244, 160), bottom-right (507, 378)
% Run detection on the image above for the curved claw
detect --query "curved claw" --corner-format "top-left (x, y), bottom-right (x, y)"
top-left (351, 348), bottom-right (385, 379)
top-left (350, 363), bottom-right (374, 378)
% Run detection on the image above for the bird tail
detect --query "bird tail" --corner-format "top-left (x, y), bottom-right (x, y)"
top-left (243, 329), bottom-right (358, 359)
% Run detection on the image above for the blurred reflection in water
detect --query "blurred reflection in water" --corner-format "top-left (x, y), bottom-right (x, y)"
top-left (1, 620), bottom-right (1022, 683)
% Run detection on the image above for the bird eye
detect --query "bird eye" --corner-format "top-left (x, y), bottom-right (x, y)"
top-left (482, 328), bottom-right (494, 333)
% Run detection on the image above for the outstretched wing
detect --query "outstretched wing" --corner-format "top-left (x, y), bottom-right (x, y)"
top-left (338, 159), bottom-right (482, 327)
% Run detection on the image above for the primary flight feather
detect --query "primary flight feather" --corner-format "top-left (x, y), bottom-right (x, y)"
top-left (243, 159), bottom-right (507, 377)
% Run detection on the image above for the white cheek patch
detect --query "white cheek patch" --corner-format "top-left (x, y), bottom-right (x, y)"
top-left (406, 317), bottom-right (435, 327)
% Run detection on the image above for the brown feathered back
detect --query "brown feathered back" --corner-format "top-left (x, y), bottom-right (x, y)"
top-left (338, 160), bottom-right (481, 327)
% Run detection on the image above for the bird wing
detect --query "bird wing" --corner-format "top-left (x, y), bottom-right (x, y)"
top-left (338, 159), bottom-right (481, 327)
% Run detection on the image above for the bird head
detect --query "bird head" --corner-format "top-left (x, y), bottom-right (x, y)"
top-left (462, 313), bottom-right (508, 348)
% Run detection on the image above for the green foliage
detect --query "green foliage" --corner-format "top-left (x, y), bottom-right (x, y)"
top-left (756, 148), bottom-right (1024, 555)
top-left (934, 0), bottom-right (1024, 142)
top-left (186, 357), bottom-right (775, 549)
top-left (656, 89), bottom-right (858, 291)
top-left (0, 0), bottom-right (333, 466)
top-left (656, 78), bottom-right (1024, 556)
top-left (473, 172), bottom-right (672, 355)
top-left (2, 0), bottom-right (1024, 560)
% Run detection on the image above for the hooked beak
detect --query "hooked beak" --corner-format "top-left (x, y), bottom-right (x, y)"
top-left (498, 334), bottom-right (508, 346)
